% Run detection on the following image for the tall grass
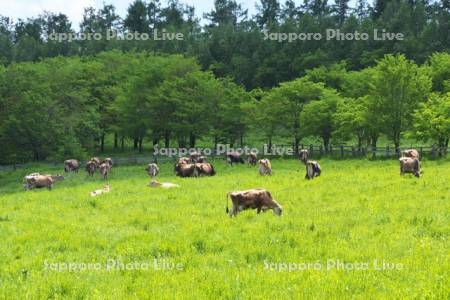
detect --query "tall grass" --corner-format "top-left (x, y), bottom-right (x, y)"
top-left (0, 159), bottom-right (449, 299)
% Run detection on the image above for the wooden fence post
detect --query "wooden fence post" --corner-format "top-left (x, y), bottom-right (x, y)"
top-left (340, 146), bottom-right (344, 158)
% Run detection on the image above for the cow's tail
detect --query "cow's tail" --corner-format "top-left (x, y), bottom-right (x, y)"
top-left (226, 192), bottom-right (230, 213)
top-left (210, 164), bottom-right (216, 176)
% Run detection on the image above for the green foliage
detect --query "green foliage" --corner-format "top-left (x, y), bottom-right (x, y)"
top-left (370, 54), bottom-right (431, 148)
top-left (413, 93), bottom-right (450, 148)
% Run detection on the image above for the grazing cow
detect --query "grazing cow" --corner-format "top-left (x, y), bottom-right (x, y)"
top-left (226, 189), bottom-right (282, 217)
top-left (90, 185), bottom-right (111, 197)
top-left (99, 163), bottom-right (111, 180)
top-left (102, 157), bottom-right (113, 167)
top-left (23, 174), bottom-right (64, 191)
top-left (148, 180), bottom-right (180, 189)
top-left (401, 149), bottom-right (420, 160)
top-left (64, 159), bottom-right (80, 173)
top-left (86, 160), bottom-right (97, 176)
top-left (399, 157), bottom-right (421, 178)
top-left (299, 149), bottom-right (309, 164)
top-left (189, 151), bottom-right (201, 163)
top-left (197, 156), bottom-right (207, 163)
top-left (90, 157), bottom-right (101, 167)
top-left (305, 160), bottom-right (321, 180)
top-left (227, 152), bottom-right (245, 165)
top-left (146, 163), bottom-right (160, 178)
top-left (258, 159), bottom-right (272, 176)
top-left (177, 157), bottom-right (190, 164)
top-left (195, 163), bottom-right (216, 176)
top-left (174, 163), bottom-right (198, 177)
top-left (248, 152), bottom-right (257, 166)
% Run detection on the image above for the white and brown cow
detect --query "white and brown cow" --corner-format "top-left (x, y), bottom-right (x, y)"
top-left (299, 149), bottom-right (309, 164)
top-left (64, 159), bottom-right (80, 173)
top-left (399, 157), bottom-right (421, 178)
top-left (226, 189), bottom-right (282, 217)
top-left (23, 174), bottom-right (64, 190)
top-left (258, 159), bottom-right (272, 176)
top-left (401, 149), bottom-right (420, 160)
top-left (305, 160), bottom-right (321, 180)
top-left (146, 163), bottom-right (160, 178)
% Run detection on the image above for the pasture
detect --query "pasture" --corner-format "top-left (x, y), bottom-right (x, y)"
top-left (0, 159), bottom-right (449, 299)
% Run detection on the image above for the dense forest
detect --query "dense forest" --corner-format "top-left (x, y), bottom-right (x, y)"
top-left (0, 0), bottom-right (449, 163)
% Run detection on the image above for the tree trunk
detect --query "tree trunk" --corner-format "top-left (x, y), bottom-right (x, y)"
top-left (133, 138), bottom-right (138, 150)
top-left (164, 131), bottom-right (170, 148)
top-left (121, 137), bottom-right (125, 152)
top-left (294, 137), bottom-right (299, 155)
top-left (100, 133), bottom-right (105, 153)
top-left (138, 137), bottom-right (143, 153)
top-left (114, 133), bottom-right (118, 149)
top-left (189, 132), bottom-right (196, 148)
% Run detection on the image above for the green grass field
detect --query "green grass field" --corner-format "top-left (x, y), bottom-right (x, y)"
top-left (0, 159), bottom-right (449, 299)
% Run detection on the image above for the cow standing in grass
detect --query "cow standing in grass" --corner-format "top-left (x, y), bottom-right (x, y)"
top-left (99, 163), bottom-right (111, 180)
top-left (299, 150), bottom-right (309, 164)
top-left (399, 157), bottom-right (421, 178)
top-left (226, 189), bottom-right (282, 217)
top-left (401, 149), bottom-right (420, 160)
top-left (23, 174), bottom-right (64, 191)
top-left (64, 159), bottom-right (80, 173)
top-left (86, 160), bottom-right (97, 176)
top-left (227, 152), bottom-right (244, 165)
top-left (248, 152), bottom-right (257, 166)
top-left (305, 160), bottom-right (321, 180)
top-left (146, 163), bottom-right (160, 178)
top-left (258, 159), bottom-right (272, 176)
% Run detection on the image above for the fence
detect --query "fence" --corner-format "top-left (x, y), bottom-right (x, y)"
top-left (0, 145), bottom-right (448, 172)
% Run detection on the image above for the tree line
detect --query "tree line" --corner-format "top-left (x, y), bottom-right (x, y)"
top-left (0, 0), bottom-right (449, 90)
top-left (0, 50), bottom-right (448, 163)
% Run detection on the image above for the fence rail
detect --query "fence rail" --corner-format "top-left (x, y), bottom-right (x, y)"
top-left (0, 145), bottom-right (448, 172)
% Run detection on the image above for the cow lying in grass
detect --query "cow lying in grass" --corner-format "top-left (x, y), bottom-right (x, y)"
top-left (226, 189), bottom-right (282, 217)
top-left (148, 180), bottom-right (180, 188)
top-left (90, 185), bottom-right (111, 197)
top-left (174, 163), bottom-right (215, 177)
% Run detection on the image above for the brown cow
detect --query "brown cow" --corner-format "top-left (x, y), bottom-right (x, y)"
top-left (305, 160), bottom-right (321, 180)
top-left (90, 157), bottom-right (101, 167)
top-left (299, 149), bottom-right (309, 164)
top-left (99, 163), bottom-right (111, 180)
top-left (189, 151), bottom-right (201, 163)
top-left (146, 163), bottom-right (160, 178)
top-left (197, 156), bottom-right (207, 163)
top-left (102, 157), bottom-right (113, 167)
top-left (226, 189), bottom-right (282, 217)
top-left (174, 163), bottom-right (198, 177)
top-left (177, 157), bottom-right (190, 164)
top-left (399, 157), bottom-right (421, 178)
top-left (258, 159), bottom-right (272, 176)
top-left (86, 160), bottom-right (97, 176)
top-left (402, 149), bottom-right (420, 160)
top-left (23, 174), bottom-right (64, 191)
top-left (195, 163), bottom-right (216, 176)
top-left (64, 159), bottom-right (80, 173)
top-left (227, 152), bottom-right (245, 165)
top-left (248, 152), bottom-right (257, 166)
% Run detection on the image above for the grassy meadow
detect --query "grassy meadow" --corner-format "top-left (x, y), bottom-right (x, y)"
top-left (0, 158), bottom-right (449, 299)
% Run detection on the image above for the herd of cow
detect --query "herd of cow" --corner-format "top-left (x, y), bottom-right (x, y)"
top-left (21, 148), bottom-right (422, 217)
